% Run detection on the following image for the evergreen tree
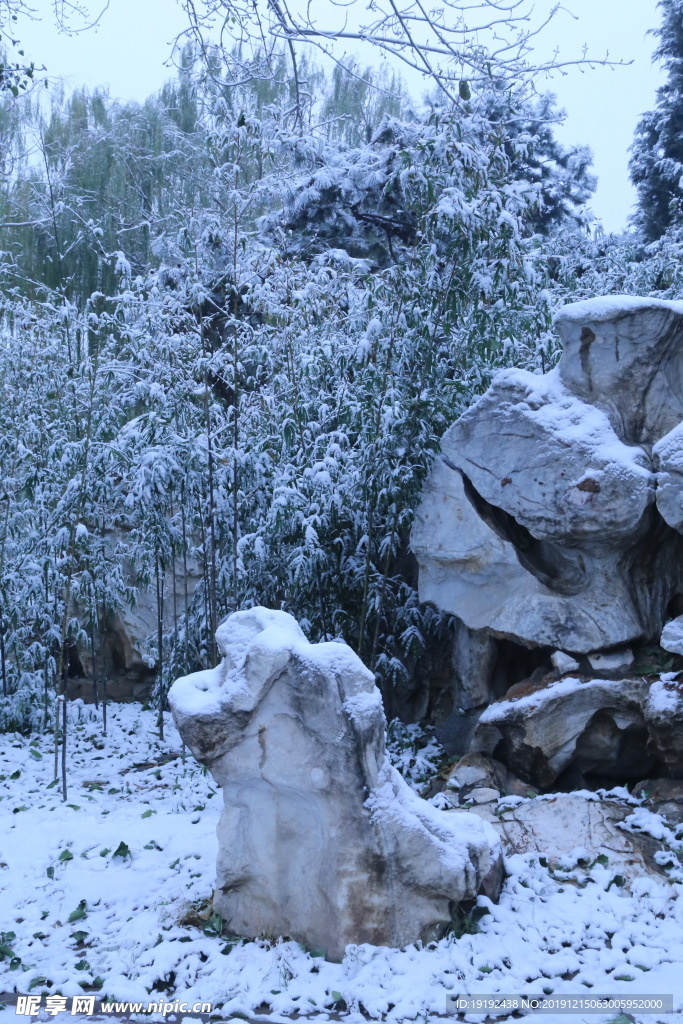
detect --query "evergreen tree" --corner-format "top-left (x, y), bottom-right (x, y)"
top-left (630, 0), bottom-right (683, 240)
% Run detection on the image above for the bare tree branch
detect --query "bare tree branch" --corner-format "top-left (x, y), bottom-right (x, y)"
top-left (177, 0), bottom-right (628, 106)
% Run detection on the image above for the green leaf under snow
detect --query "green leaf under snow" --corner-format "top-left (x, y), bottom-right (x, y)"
top-left (68, 900), bottom-right (87, 923)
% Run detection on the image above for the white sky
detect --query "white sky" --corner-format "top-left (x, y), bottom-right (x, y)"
top-left (17, 0), bottom-right (664, 233)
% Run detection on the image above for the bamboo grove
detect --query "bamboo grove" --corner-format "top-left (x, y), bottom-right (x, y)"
top-left (0, 43), bottom-right (663, 796)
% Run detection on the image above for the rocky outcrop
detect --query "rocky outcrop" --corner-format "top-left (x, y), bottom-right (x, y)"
top-left (413, 296), bottom-right (683, 658)
top-left (472, 672), bottom-right (683, 790)
top-left (169, 607), bottom-right (502, 960)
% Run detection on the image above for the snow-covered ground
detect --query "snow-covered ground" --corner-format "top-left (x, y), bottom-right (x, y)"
top-left (0, 702), bottom-right (682, 1023)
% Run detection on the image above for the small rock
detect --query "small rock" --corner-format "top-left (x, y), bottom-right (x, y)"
top-left (661, 615), bottom-right (683, 656)
top-left (444, 752), bottom-right (525, 801)
top-left (588, 648), bottom-right (634, 673)
top-left (655, 802), bottom-right (683, 825)
top-left (632, 777), bottom-right (683, 803)
top-left (551, 651), bottom-right (581, 674)
top-left (469, 787), bottom-right (500, 804)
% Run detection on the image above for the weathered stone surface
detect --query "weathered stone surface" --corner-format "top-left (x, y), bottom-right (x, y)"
top-left (440, 752), bottom-right (530, 804)
top-left (472, 672), bottom-right (683, 790)
top-left (554, 296), bottom-right (683, 445)
top-left (654, 422), bottom-right (683, 532)
top-left (412, 296), bottom-right (683, 655)
top-left (587, 648), bottom-right (634, 674)
top-left (440, 368), bottom-right (654, 544)
top-left (644, 675), bottom-right (683, 776)
top-left (412, 446), bottom-right (662, 652)
top-left (551, 651), bottom-right (580, 674)
top-left (474, 676), bottom-right (652, 789)
top-left (466, 793), bottom-right (679, 888)
top-left (660, 614), bottom-right (683, 656)
top-left (169, 607), bottom-right (502, 960)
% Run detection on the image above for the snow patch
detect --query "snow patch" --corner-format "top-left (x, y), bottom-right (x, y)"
top-left (554, 294), bottom-right (683, 324)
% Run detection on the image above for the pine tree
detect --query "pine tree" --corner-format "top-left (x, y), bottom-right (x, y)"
top-left (630, 0), bottom-right (683, 240)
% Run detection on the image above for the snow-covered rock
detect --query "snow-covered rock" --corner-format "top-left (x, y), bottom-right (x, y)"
top-left (587, 648), bottom-right (634, 673)
top-left (551, 651), bottom-right (580, 674)
top-left (466, 792), bottom-right (679, 888)
top-left (660, 614), bottom-right (683, 656)
top-left (554, 295), bottom-right (683, 444)
top-left (473, 672), bottom-right (683, 789)
top-left (413, 295), bottom-right (683, 656)
top-left (474, 675), bottom-right (652, 789)
top-left (644, 674), bottom-right (683, 776)
top-left (169, 607), bottom-right (503, 960)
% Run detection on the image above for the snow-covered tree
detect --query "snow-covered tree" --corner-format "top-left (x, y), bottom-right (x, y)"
top-left (630, 0), bottom-right (683, 240)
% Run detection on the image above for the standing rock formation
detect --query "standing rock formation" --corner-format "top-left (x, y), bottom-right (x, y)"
top-left (168, 607), bottom-right (502, 960)
top-left (413, 296), bottom-right (683, 662)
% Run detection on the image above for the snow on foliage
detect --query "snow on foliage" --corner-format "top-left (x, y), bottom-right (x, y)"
top-left (0, 61), bottom-right (590, 722)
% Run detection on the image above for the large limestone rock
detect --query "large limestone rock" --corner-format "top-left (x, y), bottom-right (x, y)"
top-left (169, 607), bottom-right (502, 960)
top-left (413, 296), bottom-right (683, 656)
top-left (472, 672), bottom-right (683, 790)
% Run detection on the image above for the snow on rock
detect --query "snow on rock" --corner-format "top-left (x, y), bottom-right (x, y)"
top-left (466, 790), bottom-right (679, 886)
top-left (168, 608), bottom-right (503, 961)
top-left (661, 613), bottom-right (683, 656)
top-left (413, 294), bottom-right (683, 657)
top-left (552, 293), bottom-right (683, 322)
top-left (476, 675), bottom-right (641, 789)
top-left (587, 648), bottom-right (634, 673)
top-left (644, 675), bottom-right (683, 776)
top-left (473, 672), bottom-right (683, 789)
top-left (554, 295), bottom-right (683, 444)
top-left (551, 650), bottom-right (581, 674)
